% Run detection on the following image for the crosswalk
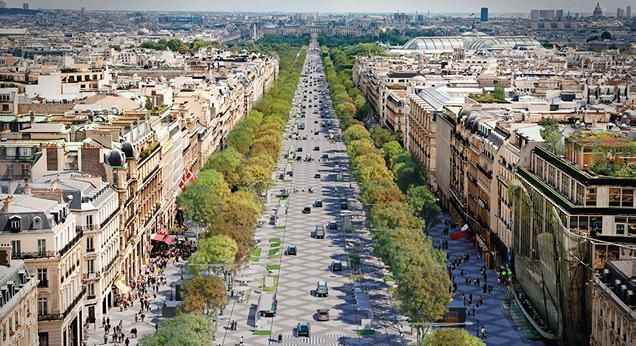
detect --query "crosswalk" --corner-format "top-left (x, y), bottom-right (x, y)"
top-left (280, 332), bottom-right (346, 346)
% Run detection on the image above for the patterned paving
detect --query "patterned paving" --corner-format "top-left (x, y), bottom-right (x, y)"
top-left (428, 217), bottom-right (546, 346)
top-left (215, 41), bottom-right (409, 346)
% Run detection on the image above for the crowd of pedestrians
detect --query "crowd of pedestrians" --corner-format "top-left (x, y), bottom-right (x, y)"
top-left (83, 241), bottom-right (196, 346)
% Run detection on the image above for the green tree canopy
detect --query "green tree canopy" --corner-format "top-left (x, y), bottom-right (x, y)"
top-left (188, 234), bottom-right (238, 272)
top-left (139, 313), bottom-right (213, 346)
top-left (407, 185), bottom-right (441, 230)
top-left (422, 328), bottom-right (485, 346)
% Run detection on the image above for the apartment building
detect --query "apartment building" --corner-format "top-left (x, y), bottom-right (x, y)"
top-left (591, 259), bottom-right (636, 346)
top-left (0, 194), bottom-right (84, 346)
top-left (30, 173), bottom-right (120, 324)
top-left (0, 246), bottom-right (38, 346)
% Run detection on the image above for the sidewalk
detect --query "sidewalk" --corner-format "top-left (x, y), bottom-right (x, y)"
top-left (83, 259), bottom-right (186, 346)
top-left (428, 215), bottom-right (544, 346)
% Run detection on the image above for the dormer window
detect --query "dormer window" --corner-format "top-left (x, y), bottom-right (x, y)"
top-left (8, 216), bottom-right (21, 232)
top-left (32, 216), bottom-right (42, 230)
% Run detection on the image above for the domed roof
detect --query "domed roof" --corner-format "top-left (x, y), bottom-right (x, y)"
top-left (107, 149), bottom-right (126, 167)
top-left (121, 142), bottom-right (136, 159)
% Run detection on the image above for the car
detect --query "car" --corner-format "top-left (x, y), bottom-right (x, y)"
top-left (297, 147), bottom-right (303, 152)
top-left (340, 201), bottom-right (348, 210)
top-left (316, 309), bottom-right (330, 321)
top-left (295, 322), bottom-right (310, 337)
top-left (331, 261), bottom-right (343, 272)
top-left (321, 153), bottom-right (328, 159)
top-left (327, 222), bottom-right (338, 230)
top-left (314, 173), bottom-right (321, 179)
top-left (313, 199), bottom-right (323, 207)
top-left (314, 131), bottom-right (319, 135)
top-left (302, 207), bottom-right (311, 214)
top-left (285, 245), bottom-right (297, 256)
top-left (315, 280), bottom-right (328, 297)
top-left (313, 146), bottom-right (320, 151)
top-left (313, 225), bottom-right (325, 239)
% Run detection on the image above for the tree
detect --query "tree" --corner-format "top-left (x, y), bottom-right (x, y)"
top-left (177, 170), bottom-right (230, 225)
top-left (188, 234), bottom-right (238, 274)
top-left (494, 85), bottom-right (505, 101)
top-left (343, 124), bottom-right (370, 143)
top-left (381, 141), bottom-right (403, 167)
top-left (140, 313), bottom-right (213, 346)
top-left (370, 127), bottom-right (397, 148)
top-left (407, 186), bottom-right (441, 231)
top-left (204, 148), bottom-right (243, 189)
top-left (539, 118), bottom-right (563, 155)
top-left (422, 328), bottom-right (484, 346)
top-left (206, 191), bottom-right (260, 261)
top-left (183, 276), bottom-right (227, 314)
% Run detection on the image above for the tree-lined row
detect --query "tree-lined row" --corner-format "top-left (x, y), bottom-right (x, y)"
top-left (322, 45), bottom-right (452, 341)
top-left (141, 44), bottom-right (306, 346)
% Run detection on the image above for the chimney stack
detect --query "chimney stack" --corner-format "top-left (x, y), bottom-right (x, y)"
top-left (1, 195), bottom-right (12, 213)
top-left (0, 243), bottom-right (12, 267)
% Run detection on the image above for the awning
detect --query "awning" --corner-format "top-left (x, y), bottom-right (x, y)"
top-left (113, 278), bottom-right (130, 295)
top-left (152, 233), bottom-right (175, 245)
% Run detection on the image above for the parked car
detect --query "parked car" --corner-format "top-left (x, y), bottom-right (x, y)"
top-left (285, 245), bottom-right (297, 256)
top-left (313, 199), bottom-right (323, 207)
top-left (295, 322), bottom-right (310, 337)
top-left (302, 207), bottom-right (311, 214)
top-left (316, 309), bottom-right (330, 321)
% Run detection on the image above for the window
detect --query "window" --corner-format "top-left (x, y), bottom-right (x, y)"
top-left (10, 240), bottom-right (20, 258)
top-left (622, 189), bottom-right (634, 208)
top-left (37, 297), bottom-right (48, 316)
top-left (37, 269), bottom-right (48, 288)
top-left (38, 332), bottom-right (49, 346)
top-left (610, 188), bottom-right (621, 207)
top-left (586, 188), bottom-right (597, 207)
top-left (8, 216), bottom-right (20, 232)
top-left (86, 237), bottom-right (94, 252)
top-left (87, 259), bottom-right (95, 274)
top-left (86, 215), bottom-right (93, 228)
top-left (88, 283), bottom-right (95, 297)
top-left (37, 239), bottom-right (46, 256)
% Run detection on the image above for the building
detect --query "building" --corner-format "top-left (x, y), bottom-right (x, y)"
top-left (627, 6), bottom-right (632, 19)
top-left (397, 34), bottom-right (541, 55)
top-left (593, 2), bottom-right (604, 18)
top-left (0, 246), bottom-right (38, 346)
top-left (30, 173), bottom-right (120, 325)
top-left (591, 259), bottom-right (636, 346)
top-left (0, 194), bottom-right (84, 346)
top-left (481, 8), bottom-right (489, 22)
top-left (511, 131), bottom-right (636, 345)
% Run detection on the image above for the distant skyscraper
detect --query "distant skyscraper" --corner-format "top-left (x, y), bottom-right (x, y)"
top-left (617, 7), bottom-right (624, 18)
top-left (593, 2), bottom-right (603, 17)
top-left (22, 2), bottom-right (28, 10)
top-left (556, 9), bottom-right (564, 19)
top-left (480, 7), bottom-right (489, 22)
top-left (627, 6), bottom-right (632, 19)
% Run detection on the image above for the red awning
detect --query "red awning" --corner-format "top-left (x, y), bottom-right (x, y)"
top-left (152, 233), bottom-right (175, 245)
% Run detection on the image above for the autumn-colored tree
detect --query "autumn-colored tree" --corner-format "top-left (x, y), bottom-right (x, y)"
top-left (177, 170), bottom-right (230, 225)
top-left (204, 148), bottom-right (243, 189)
top-left (183, 276), bottom-right (227, 314)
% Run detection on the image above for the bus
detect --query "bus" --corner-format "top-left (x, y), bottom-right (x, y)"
top-left (257, 293), bottom-right (277, 317)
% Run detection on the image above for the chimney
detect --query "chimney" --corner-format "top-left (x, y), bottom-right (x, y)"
top-left (1, 195), bottom-right (12, 213)
top-left (0, 243), bottom-right (11, 267)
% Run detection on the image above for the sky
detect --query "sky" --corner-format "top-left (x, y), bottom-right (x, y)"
top-left (7, 0), bottom-right (635, 14)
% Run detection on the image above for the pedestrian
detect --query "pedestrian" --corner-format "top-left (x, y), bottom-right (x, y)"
top-left (104, 335), bottom-right (108, 345)
top-left (141, 313), bottom-right (145, 322)
top-left (125, 337), bottom-right (130, 346)
top-left (155, 323), bottom-right (159, 331)
top-left (134, 313), bottom-right (138, 323)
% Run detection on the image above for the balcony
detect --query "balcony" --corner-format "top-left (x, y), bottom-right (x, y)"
top-left (76, 224), bottom-right (97, 232)
top-left (12, 251), bottom-right (55, 260)
top-left (59, 229), bottom-right (83, 257)
top-left (38, 288), bottom-right (86, 322)
top-left (81, 272), bottom-right (100, 282)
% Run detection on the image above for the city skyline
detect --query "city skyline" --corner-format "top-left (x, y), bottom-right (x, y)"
top-left (3, 0), bottom-right (634, 13)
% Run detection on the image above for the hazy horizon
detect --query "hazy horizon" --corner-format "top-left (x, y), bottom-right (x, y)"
top-left (3, 0), bottom-right (633, 14)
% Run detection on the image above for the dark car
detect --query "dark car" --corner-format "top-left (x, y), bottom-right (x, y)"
top-left (316, 309), bottom-right (330, 321)
top-left (327, 222), bottom-right (338, 230)
top-left (314, 131), bottom-right (319, 135)
top-left (314, 173), bottom-right (321, 179)
top-left (340, 201), bottom-right (348, 210)
top-left (302, 207), bottom-right (311, 214)
top-left (296, 322), bottom-right (310, 337)
top-left (321, 153), bottom-right (328, 159)
top-left (313, 146), bottom-right (320, 151)
top-left (285, 245), bottom-right (297, 256)
top-left (313, 200), bottom-right (323, 207)
top-left (331, 261), bottom-right (343, 272)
